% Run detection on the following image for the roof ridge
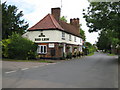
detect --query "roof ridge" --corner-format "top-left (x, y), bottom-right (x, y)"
top-left (49, 14), bottom-right (58, 28)
top-left (61, 20), bottom-right (79, 32)
top-left (60, 20), bottom-right (77, 29)
top-left (59, 20), bottom-right (80, 37)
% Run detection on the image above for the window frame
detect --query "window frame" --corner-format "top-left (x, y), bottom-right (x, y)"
top-left (62, 32), bottom-right (65, 40)
top-left (74, 36), bottom-right (76, 42)
top-left (80, 38), bottom-right (81, 43)
top-left (37, 45), bottom-right (47, 54)
top-left (69, 34), bottom-right (72, 41)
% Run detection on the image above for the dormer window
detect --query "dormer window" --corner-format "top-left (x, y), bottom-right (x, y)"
top-left (62, 32), bottom-right (65, 40)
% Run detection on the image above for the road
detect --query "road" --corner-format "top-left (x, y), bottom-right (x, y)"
top-left (2, 52), bottom-right (118, 88)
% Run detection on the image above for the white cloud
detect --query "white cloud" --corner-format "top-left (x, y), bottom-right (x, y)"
top-left (2, 0), bottom-right (98, 44)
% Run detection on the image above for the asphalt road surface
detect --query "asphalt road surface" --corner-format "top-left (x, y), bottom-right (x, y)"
top-left (2, 52), bottom-right (118, 88)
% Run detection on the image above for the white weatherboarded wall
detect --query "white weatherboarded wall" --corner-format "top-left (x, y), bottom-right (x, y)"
top-left (22, 30), bottom-right (83, 45)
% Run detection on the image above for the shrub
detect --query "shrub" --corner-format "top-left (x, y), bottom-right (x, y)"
top-left (74, 46), bottom-right (78, 49)
top-left (3, 33), bottom-right (37, 60)
top-left (80, 52), bottom-right (84, 56)
top-left (66, 46), bottom-right (70, 49)
top-left (60, 52), bottom-right (66, 60)
top-left (73, 52), bottom-right (77, 57)
top-left (66, 52), bottom-right (72, 59)
top-left (2, 39), bottom-right (11, 57)
top-left (59, 45), bottom-right (63, 48)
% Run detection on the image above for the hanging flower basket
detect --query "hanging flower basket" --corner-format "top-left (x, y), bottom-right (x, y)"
top-left (59, 45), bottom-right (63, 48)
top-left (67, 46), bottom-right (70, 49)
top-left (74, 46), bottom-right (78, 49)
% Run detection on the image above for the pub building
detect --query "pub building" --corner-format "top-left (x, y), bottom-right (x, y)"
top-left (23, 8), bottom-right (83, 59)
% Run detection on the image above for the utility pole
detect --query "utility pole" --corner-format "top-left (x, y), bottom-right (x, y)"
top-left (61, 0), bottom-right (62, 9)
top-left (61, 0), bottom-right (63, 16)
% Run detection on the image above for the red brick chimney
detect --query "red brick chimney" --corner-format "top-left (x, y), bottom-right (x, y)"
top-left (51, 8), bottom-right (61, 22)
top-left (70, 18), bottom-right (80, 29)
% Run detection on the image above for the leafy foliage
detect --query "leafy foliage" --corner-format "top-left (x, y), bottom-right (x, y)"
top-left (66, 52), bottom-right (72, 59)
top-left (80, 28), bottom-right (86, 41)
top-left (83, 2), bottom-right (120, 53)
top-left (97, 30), bottom-right (119, 52)
top-left (60, 16), bottom-right (67, 22)
top-left (2, 39), bottom-right (11, 57)
top-left (2, 33), bottom-right (37, 60)
top-left (83, 2), bottom-right (120, 34)
top-left (83, 42), bottom-right (96, 55)
top-left (2, 2), bottom-right (29, 39)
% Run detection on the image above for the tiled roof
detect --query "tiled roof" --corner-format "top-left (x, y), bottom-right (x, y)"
top-left (28, 14), bottom-right (64, 30)
top-left (28, 14), bottom-right (80, 37)
top-left (59, 20), bottom-right (80, 37)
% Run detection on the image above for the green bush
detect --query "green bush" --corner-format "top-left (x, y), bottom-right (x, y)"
top-left (2, 39), bottom-right (11, 57)
top-left (59, 45), bottom-right (63, 48)
top-left (73, 52), bottom-right (77, 57)
top-left (60, 52), bottom-right (66, 60)
top-left (66, 52), bottom-right (72, 59)
top-left (2, 33), bottom-right (37, 60)
top-left (66, 46), bottom-right (70, 49)
top-left (74, 46), bottom-right (78, 49)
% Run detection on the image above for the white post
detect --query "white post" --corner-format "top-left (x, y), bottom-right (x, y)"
top-left (63, 44), bottom-right (66, 53)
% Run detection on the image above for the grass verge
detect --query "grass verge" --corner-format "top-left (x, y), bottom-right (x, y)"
top-left (87, 52), bottom-right (94, 56)
top-left (107, 53), bottom-right (115, 56)
top-left (2, 58), bottom-right (55, 63)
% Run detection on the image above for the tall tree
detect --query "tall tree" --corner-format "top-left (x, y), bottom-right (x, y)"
top-left (83, 2), bottom-right (120, 50)
top-left (83, 2), bottom-right (120, 33)
top-left (97, 31), bottom-right (111, 51)
top-left (2, 2), bottom-right (29, 39)
top-left (97, 30), bottom-right (119, 51)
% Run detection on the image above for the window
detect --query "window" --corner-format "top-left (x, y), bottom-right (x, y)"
top-left (80, 38), bottom-right (81, 43)
top-left (37, 45), bottom-right (47, 54)
top-left (69, 34), bottom-right (71, 41)
top-left (74, 36), bottom-right (76, 42)
top-left (62, 32), bottom-right (65, 40)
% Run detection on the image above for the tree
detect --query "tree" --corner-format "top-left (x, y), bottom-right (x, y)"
top-left (80, 28), bottom-right (86, 41)
top-left (97, 31), bottom-right (111, 51)
top-left (2, 2), bottom-right (29, 39)
top-left (60, 16), bottom-right (67, 22)
top-left (97, 30), bottom-right (119, 52)
top-left (83, 2), bottom-right (120, 34)
top-left (83, 2), bottom-right (120, 52)
top-left (83, 42), bottom-right (96, 55)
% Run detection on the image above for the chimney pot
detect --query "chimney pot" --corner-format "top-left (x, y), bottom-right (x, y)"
top-left (70, 18), bottom-right (80, 29)
top-left (70, 19), bottom-right (73, 24)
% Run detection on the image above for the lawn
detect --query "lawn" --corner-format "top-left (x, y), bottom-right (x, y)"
top-left (87, 52), bottom-right (94, 56)
top-left (107, 53), bottom-right (115, 56)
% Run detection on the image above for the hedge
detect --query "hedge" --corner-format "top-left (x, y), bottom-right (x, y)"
top-left (2, 33), bottom-right (37, 60)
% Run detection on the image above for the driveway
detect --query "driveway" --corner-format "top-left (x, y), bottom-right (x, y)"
top-left (2, 52), bottom-right (118, 88)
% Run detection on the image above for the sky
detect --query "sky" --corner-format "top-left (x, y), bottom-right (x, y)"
top-left (2, 0), bottom-right (99, 44)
